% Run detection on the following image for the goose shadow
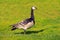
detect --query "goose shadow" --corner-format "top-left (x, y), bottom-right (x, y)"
top-left (15, 29), bottom-right (46, 34)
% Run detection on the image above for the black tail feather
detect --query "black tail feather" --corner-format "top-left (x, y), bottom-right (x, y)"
top-left (11, 28), bottom-right (17, 31)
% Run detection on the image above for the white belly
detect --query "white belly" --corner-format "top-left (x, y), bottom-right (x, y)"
top-left (24, 21), bottom-right (34, 29)
top-left (17, 21), bottom-right (34, 30)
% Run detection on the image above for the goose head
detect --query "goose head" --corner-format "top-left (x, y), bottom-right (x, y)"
top-left (31, 6), bottom-right (37, 10)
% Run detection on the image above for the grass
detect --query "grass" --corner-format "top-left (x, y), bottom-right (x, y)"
top-left (0, 0), bottom-right (60, 40)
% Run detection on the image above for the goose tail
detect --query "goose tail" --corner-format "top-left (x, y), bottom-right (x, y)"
top-left (11, 27), bottom-right (17, 31)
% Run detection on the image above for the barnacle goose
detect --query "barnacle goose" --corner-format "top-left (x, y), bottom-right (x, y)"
top-left (11, 6), bottom-right (37, 34)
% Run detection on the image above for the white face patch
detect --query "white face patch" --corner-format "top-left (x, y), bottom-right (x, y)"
top-left (32, 6), bottom-right (36, 10)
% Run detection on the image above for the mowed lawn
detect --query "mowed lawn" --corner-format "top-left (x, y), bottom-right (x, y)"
top-left (0, 0), bottom-right (60, 40)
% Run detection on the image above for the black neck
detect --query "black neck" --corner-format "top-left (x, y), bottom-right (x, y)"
top-left (31, 8), bottom-right (34, 18)
top-left (30, 8), bottom-right (35, 24)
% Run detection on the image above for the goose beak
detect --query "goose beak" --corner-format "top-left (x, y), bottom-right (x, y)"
top-left (35, 7), bottom-right (37, 9)
top-left (35, 6), bottom-right (37, 9)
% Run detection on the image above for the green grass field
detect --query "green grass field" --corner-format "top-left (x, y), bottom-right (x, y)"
top-left (0, 0), bottom-right (60, 40)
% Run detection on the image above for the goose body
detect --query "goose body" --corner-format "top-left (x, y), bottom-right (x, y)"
top-left (11, 6), bottom-right (36, 34)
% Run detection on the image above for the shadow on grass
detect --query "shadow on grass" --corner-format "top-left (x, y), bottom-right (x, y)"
top-left (14, 29), bottom-right (45, 34)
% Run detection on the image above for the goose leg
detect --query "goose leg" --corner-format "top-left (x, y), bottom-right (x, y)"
top-left (24, 29), bottom-right (26, 34)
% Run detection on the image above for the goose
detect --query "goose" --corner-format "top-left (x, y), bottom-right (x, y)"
top-left (11, 6), bottom-right (37, 34)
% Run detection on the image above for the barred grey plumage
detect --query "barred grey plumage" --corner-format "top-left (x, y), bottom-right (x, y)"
top-left (11, 6), bottom-right (37, 34)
